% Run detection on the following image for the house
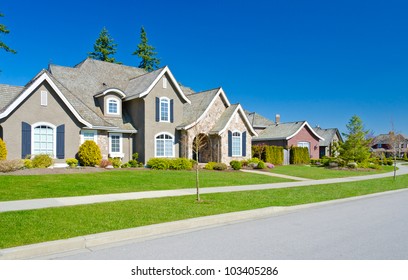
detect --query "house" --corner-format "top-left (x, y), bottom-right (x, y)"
top-left (246, 112), bottom-right (324, 159)
top-left (371, 133), bottom-right (408, 158)
top-left (0, 58), bottom-right (256, 164)
top-left (313, 126), bottom-right (343, 158)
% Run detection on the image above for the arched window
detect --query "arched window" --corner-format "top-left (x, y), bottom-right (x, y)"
top-left (232, 131), bottom-right (241, 156)
top-left (107, 98), bottom-right (119, 115)
top-left (33, 124), bottom-right (55, 156)
top-left (155, 133), bottom-right (174, 157)
top-left (160, 97), bottom-right (170, 122)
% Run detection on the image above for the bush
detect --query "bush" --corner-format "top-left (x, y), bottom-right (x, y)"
top-left (99, 159), bottom-right (112, 168)
top-left (66, 158), bottom-right (78, 168)
top-left (347, 162), bottom-right (358, 169)
top-left (0, 159), bottom-right (24, 172)
top-left (213, 162), bottom-right (227, 170)
top-left (204, 162), bottom-right (217, 170)
top-left (230, 160), bottom-right (242, 170)
top-left (132, 152), bottom-right (139, 161)
top-left (255, 160), bottom-right (266, 169)
top-left (32, 154), bottom-right (53, 168)
top-left (128, 160), bottom-right (138, 168)
top-left (252, 145), bottom-right (284, 165)
top-left (23, 159), bottom-right (33, 169)
top-left (147, 158), bottom-right (170, 170)
top-left (290, 147), bottom-right (310, 165)
top-left (0, 138), bottom-right (7, 160)
top-left (240, 160), bottom-right (248, 167)
top-left (266, 162), bottom-right (275, 169)
top-left (121, 162), bottom-right (131, 168)
top-left (109, 157), bottom-right (122, 168)
top-left (78, 140), bottom-right (102, 166)
top-left (169, 158), bottom-right (193, 170)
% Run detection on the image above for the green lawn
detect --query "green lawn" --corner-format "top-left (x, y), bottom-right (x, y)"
top-left (1, 174), bottom-right (408, 249)
top-left (270, 165), bottom-right (394, 179)
top-left (0, 169), bottom-right (291, 201)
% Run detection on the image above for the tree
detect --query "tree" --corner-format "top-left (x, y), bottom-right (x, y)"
top-left (0, 12), bottom-right (16, 56)
top-left (191, 132), bottom-right (208, 202)
top-left (133, 26), bottom-right (160, 72)
top-left (339, 115), bottom-right (371, 163)
top-left (88, 27), bottom-right (119, 63)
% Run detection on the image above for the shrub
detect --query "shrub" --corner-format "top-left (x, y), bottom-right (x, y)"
top-left (169, 158), bottom-right (193, 170)
top-left (78, 140), bottom-right (102, 166)
top-left (347, 162), bottom-right (358, 169)
top-left (255, 160), bottom-right (266, 169)
top-left (121, 162), bottom-right (131, 168)
top-left (109, 157), bottom-right (122, 168)
top-left (23, 159), bottom-right (33, 169)
top-left (266, 162), bottom-right (275, 169)
top-left (132, 153), bottom-right (139, 161)
top-left (290, 147), bottom-right (310, 165)
top-left (0, 138), bottom-right (7, 160)
top-left (230, 160), bottom-right (242, 170)
top-left (66, 158), bottom-right (78, 168)
top-left (128, 160), bottom-right (138, 168)
top-left (147, 158), bottom-right (170, 170)
top-left (204, 162), bottom-right (217, 170)
top-left (252, 145), bottom-right (284, 165)
top-left (0, 159), bottom-right (24, 173)
top-left (240, 160), bottom-right (248, 167)
top-left (99, 159), bottom-right (112, 168)
top-left (213, 162), bottom-right (227, 170)
top-left (32, 154), bottom-right (53, 168)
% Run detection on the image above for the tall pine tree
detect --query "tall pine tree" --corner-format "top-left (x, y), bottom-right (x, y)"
top-left (88, 27), bottom-right (119, 63)
top-left (340, 115), bottom-right (371, 163)
top-left (133, 26), bottom-right (160, 72)
top-left (0, 12), bottom-right (16, 55)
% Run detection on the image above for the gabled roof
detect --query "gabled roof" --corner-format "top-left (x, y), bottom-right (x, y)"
top-left (209, 104), bottom-right (257, 136)
top-left (245, 110), bottom-right (275, 128)
top-left (371, 133), bottom-right (407, 146)
top-left (314, 127), bottom-right (343, 146)
top-left (254, 121), bottom-right (324, 141)
top-left (0, 84), bottom-right (24, 114)
top-left (177, 87), bottom-right (230, 129)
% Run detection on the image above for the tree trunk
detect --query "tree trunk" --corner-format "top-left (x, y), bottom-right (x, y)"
top-left (195, 153), bottom-right (200, 201)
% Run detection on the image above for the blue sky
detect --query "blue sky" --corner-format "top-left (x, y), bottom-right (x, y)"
top-left (1, 0), bottom-right (407, 135)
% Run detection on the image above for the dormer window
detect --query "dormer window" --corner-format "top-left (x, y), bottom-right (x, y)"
top-left (107, 98), bottom-right (120, 115)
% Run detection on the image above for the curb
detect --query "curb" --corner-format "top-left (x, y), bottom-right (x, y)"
top-left (1, 188), bottom-right (407, 260)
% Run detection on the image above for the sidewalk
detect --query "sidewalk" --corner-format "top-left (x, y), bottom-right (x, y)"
top-left (1, 164), bottom-right (407, 213)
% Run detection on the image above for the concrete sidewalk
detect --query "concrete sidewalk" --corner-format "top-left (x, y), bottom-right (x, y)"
top-left (1, 163), bottom-right (407, 213)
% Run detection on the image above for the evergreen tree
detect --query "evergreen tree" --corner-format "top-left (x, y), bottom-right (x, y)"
top-left (133, 26), bottom-right (160, 72)
top-left (88, 27), bottom-right (119, 63)
top-left (340, 115), bottom-right (371, 163)
top-left (0, 12), bottom-right (16, 55)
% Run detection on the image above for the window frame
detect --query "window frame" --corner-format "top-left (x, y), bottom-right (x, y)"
top-left (159, 97), bottom-right (170, 122)
top-left (109, 133), bottom-right (123, 158)
top-left (155, 132), bottom-right (175, 157)
top-left (106, 97), bottom-right (120, 115)
top-left (80, 130), bottom-right (98, 144)
top-left (40, 90), bottom-right (48, 106)
top-left (31, 122), bottom-right (56, 157)
top-left (231, 131), bottom-right (242, 157)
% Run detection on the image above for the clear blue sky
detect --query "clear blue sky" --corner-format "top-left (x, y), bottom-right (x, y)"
top-left (1, 0), bottom-right (407, 135)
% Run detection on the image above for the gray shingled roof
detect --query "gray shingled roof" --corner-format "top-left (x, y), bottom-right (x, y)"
top-left (0, 84), bottom-right (24, 114)
top-left (209, 104), bottom-right (239, 134)
top-left (177, 88), bottom-right (221, 128)
top-left (314, 127), bottom-right (342, 146)
top-left (372, 133), bottom-right (407, 145)
top-left (253, 121), bottom-right (306, 140)
top-left (245, 110), bottom-right (275, 128)
top-left (125, 67), bottom-right (165, 99)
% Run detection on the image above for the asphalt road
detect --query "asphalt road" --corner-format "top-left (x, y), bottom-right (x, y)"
top-left (56, 189), bottom-right (408, 260)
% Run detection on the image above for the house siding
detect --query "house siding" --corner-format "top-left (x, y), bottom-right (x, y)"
top-left (287, 126), bottom-right (320, 159)
top-left (0, 81), bottom-right (82, 161)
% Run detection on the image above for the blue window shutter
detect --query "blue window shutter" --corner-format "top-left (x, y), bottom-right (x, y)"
top-left (21, 122), bottom-right (31, 159)
top-left (56, 125), bottom-right (65, 159)
top-left (155, 97), bottom-right (160, 122)
top-left (228, 130), bottom-right (232, 157)
top-left (170, 99), bottom-right (174, 123)
top-left (242, 131), bottom-right (247, 157)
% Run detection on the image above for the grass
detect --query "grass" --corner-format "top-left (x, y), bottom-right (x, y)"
top-left (1, 174), bottom-right (408, 249)
top-left (269, 165), bottom-right (395, 179)
top-left (0, 169), bottom-right (291, 201)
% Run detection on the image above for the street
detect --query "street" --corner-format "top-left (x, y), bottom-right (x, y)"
top-left (55, 189), bottom-right (408, 260)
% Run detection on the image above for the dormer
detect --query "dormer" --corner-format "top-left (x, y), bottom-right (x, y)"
top-left (94, 88), bottom-right (126, 117)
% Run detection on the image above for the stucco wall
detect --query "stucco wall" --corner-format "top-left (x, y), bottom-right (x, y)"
top-left (287, 125), bottom-right (320, 159)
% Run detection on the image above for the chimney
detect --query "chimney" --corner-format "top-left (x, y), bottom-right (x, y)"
top-left (275, 114), bottom-right (280, 124)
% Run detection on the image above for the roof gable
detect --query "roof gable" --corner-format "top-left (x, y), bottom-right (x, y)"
top-left (210, 104), bottom-right (257, 136)
top-left (255, 121), bottom-right (324, 141)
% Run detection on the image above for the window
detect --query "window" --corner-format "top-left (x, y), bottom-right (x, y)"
top-left (41, 91), bottom-right (48, 106)
top-left (232, 132), bottom-right (242, 156)
top-left (163, 77), bottom-right (168, 89)
top-left (298, 141), bottom-right (310, 153)
top-left (33, 124), bottom-right (55, 156)
top-left (155, 133), bottom-right (174, 157)
top-left (81, 130), bottom-right (97, 144)
top-left (160, 98), bottom-right (170, 122)
top-left (109, 133), bottom-right (123, 157)
top-left (107, 98), bottom-right (119, 115)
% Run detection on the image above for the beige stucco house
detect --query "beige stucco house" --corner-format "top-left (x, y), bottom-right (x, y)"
top-left (0, 58), bottom-right (256, 164)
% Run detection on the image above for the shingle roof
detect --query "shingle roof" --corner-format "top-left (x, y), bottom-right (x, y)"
top-left (209, 104), bottom-right (239, 134)
top-left (125, 67), bottom-right (166, 99)
top-left (314, 127), bottom-right (342, 146)
top-left (372, 133), bottom-right (407, 145)
top-left (0, 84), bottom-right (24, 114)
top-left (245, 110), bottom-right (275, 128)
top-left (254, 121), bottom-right (306, 140)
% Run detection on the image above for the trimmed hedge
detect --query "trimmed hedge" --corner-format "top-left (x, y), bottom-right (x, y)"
top-left (78, 140), bottom-right (102, 166)
top-left (252, 145), bottom-right (283, 165)
top-left (290, 147), bottom-right (310, 165)
top-left (147, 158), bottom-right (192, 170)
top-left (0, 138), bottom-right (7, 160)
top-left (230, 160), bottom-right (242, 170)
top-left (32, 154), bottom-right (54, 168)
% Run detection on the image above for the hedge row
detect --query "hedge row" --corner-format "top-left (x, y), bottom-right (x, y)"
top-left (290, 147), bottom-right (310, 164)
top-left (252, 145), bottom-right (283, 165)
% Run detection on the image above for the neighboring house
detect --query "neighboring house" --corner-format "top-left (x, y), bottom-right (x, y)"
top-left (246, 112), bottom-right (324, 159)
top-left (0, 58), bottom-right (256, 164)
top-left (371, 133), bottom-right (408, 158)
top-left (313, 126), bottom-right (343, 158)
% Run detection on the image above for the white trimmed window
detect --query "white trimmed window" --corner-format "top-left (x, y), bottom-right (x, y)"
top-left (155, 133), bottom-right (174, 157)
top-left (32, 123), bottom-right (55, 156)
top-left (107, 98), bottom-right (120, 115)
top-left (160, 97), bottom-right (170, 122)
top-left (80, 130), bottom-right (97, 144)
top-left (109, 133), bottom-right (123, 158)
top-left (298, 141), bottom-right (310, 152)
top-left (163, 77), bottom-right (168, 89)
top-left (232, 131), bottom-right (242, 156)
top-left (41, 91), bottom-right (48, 106)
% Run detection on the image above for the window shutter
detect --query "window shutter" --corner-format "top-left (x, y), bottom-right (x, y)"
top-left (56, 125), bottom-right (65, 159)
top-left (21, 122), bottom-right (31, 159)
top-left (242, 131), bottom-right (247, 157)
top-left (228, 130), bottom-right (232, 157)
top-left (155, 97), bottom-right (160, 122)
top-left (170, 99), bottom-right (174, 123)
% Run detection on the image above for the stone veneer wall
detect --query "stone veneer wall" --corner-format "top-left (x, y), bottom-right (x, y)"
top-left (97, 131), bottom-right (109, 159)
